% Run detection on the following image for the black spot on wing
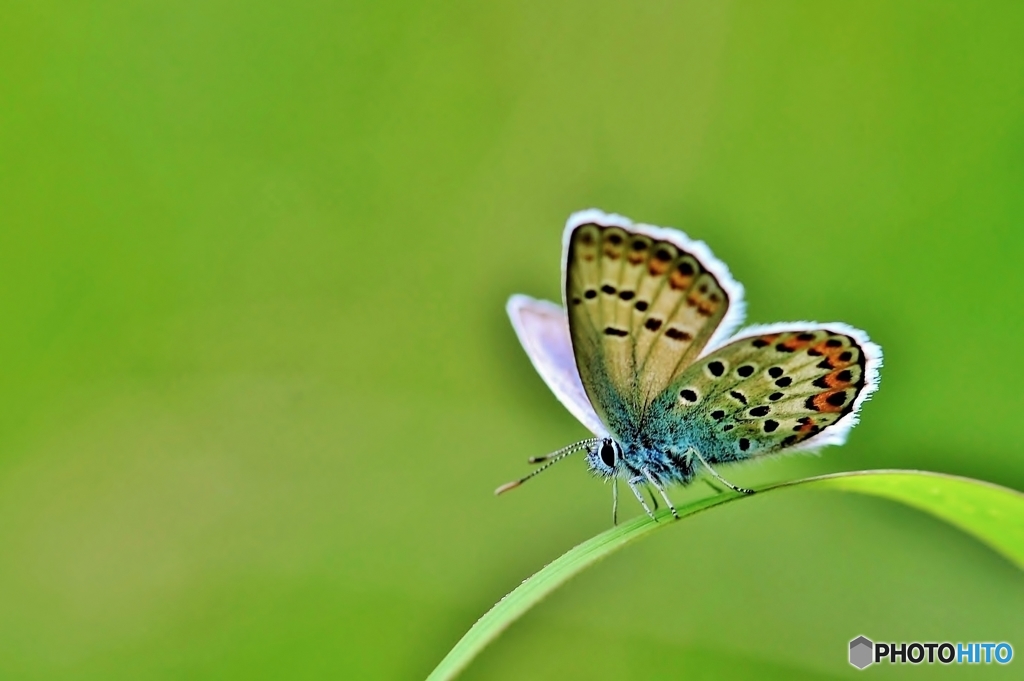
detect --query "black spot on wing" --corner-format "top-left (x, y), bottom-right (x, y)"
top-left (603, 327), bottom-right (629, 337)
top-left (827, 391), bottom-right (847, 406)
top-left (708, 361), bottom-right (724, 376)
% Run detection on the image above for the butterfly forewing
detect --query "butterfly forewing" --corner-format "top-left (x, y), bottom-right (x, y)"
top-left (666, 327), bottom-right (877, 459)
top-left (566, 218), bottom-right (734, 428)
top-left (506, 295), bottom-right (609, 437)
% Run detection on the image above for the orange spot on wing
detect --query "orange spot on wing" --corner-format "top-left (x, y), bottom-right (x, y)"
top-left (812, 392), bottom-right (846, 413)
top-left (810, 339), bottom-right (857, 369)
top-left (823, 370), bottom-right (853, 389)
top-left (795, 417), bottom-right (817, 435)
top-left (669, 271), bottom-right (692, 290)
top-left (780, 337), bottom-right (812, 352)
top-left (685, 295), bottom-right (718, 317)
top-left (648, 260), bottom-right (669, 276)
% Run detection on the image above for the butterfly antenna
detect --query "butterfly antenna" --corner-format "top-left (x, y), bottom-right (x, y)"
top-left (526, 438), bottom-right (600, 464)
top-left (494, 439), bottom-right (599, 495)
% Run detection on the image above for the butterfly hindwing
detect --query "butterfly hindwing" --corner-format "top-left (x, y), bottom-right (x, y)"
top-left (564, 212), bottom-right (744, 430)
top-left (664, 325), bottom-right (882, 461)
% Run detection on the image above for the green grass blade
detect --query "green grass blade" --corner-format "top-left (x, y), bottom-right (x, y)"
top-left (426, 469), bottom-right (1024, 681)
top-left (810, 470), bottom-right (1024, 570)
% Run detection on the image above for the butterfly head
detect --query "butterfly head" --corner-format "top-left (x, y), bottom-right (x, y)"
top-left (585, 438), bottom-right (623, 478)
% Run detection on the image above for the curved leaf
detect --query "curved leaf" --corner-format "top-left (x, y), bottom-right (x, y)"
top-left (426, 469), bottom-right (1024, 681)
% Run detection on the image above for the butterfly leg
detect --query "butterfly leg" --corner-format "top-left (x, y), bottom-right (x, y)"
top-left (627, 477), bottom-right (657, 521)
top-left (689, 448), bottom-right (755, 495)
top-left (647, 487), bottom-right (660, 511)
top-left (703, 479), bottom-right (725, 495)
top-left (612, 476), bottom-right (619, 526)
top-left (642, 469), bottom-right (679, 520)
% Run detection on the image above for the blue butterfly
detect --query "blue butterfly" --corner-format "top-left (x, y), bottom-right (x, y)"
top-left (498, 210), bottom-right (882, 523)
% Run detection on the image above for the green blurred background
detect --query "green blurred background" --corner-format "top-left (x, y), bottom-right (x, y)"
top-left (2, 1), bottom-right (1023, 679)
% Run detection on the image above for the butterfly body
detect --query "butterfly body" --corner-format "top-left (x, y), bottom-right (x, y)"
top-left (501, 210), bottom-right (882, 520)
top-left (587, 405), bottom-right (699, 487)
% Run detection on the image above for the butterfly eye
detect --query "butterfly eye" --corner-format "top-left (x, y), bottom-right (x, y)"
top-left (599, 440), bottom-right (618, 468)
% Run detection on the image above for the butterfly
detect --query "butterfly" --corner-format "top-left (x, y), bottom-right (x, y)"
top-left (497, 210), bottom-right (882, 523)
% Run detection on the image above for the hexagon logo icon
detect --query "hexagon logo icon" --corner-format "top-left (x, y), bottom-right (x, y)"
top-left (849, 636), bottom-right (874, 669)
